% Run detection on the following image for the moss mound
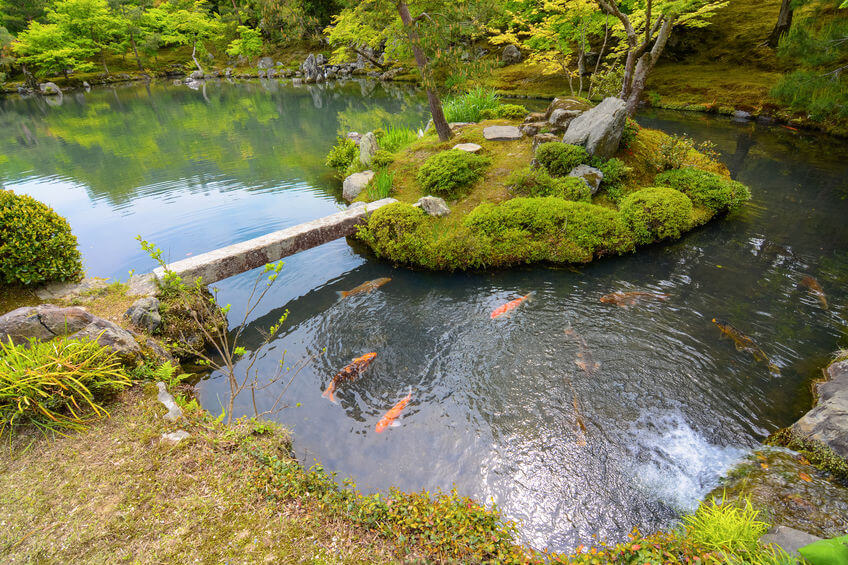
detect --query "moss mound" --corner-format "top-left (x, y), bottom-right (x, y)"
top-left (507, 167), bottom-right (591, 202)
top-left (619, 187), bottom-right (694, 245)
top-left (416, 149), bottom-right (491, 199)
top-left (535, 142), bottom-right (590, 176)
top-left (655, 167), bottom-right (751, 213)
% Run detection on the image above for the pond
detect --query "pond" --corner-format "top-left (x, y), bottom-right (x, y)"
top-left (2, 80), bottom-right (847, 552)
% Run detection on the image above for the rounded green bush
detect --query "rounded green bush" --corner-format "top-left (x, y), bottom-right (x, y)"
top-left (356, 202), bottom-right (428, 265)
top-left (654, 167), bottom-right (751, 213)
top-left (535, 142), bottom-right (589, 176)
top-left (370, 149), bottom-right (395, 169)
top-left (325, 137), bottom-right (357, 173)
top-left (0, 190), bottom-right (83, 286)
top-left (507, 167), bottom-right (591, 202)
top-left (479, 103), bottom-right (528, 120)
top-left (416, 149), bottom-right (491, 199)
top-left (619, 187), bottom-right (693, 245)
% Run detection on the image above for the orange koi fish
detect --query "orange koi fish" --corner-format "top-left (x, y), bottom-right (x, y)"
top-left (573, 390), bottom-right (588, 447)
top-left (490, 292), bottom-right (534, 319)
top-left (600, 291), bottom-right (669, 308)
top-left (712, 318), bottom-right (780, 375)
top-left (322, 352), bottom-right (377, 403)
top-left (781, 125), bottom-right (799, 132)
top-left (800, 276), bottom-right (828, 310)
top-left (375, 389), bottom-right (412, 433)
top-left (338, 277), bottom-right (391, 299)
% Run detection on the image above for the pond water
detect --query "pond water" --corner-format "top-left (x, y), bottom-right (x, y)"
top-left (2, 80), bottom-right (848, 552)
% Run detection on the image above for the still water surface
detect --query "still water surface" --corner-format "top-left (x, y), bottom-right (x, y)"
top-left (2, 80), bottom-right (847, 551)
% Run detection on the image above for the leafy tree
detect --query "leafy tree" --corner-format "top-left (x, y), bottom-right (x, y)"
top-left (0, 0), bottom-right (49, 35)
top-left (0, 25), bottom-right (13, 82)
top-left (47, 0), bottom-right (125, 74)
top-left (226, 24), bottom-right (262, 59)
top-left (149, 0), bottom-right (222, 73)
top-left (594, 0), bottom-right (727, 115)
top-left (109, 0), bottom-right (155, 72)
top-left (12, 20), bottom-right (96, 77)
top-left (327, 1), bottom-right (499, 142)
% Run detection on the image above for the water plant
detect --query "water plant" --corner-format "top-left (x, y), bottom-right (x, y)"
top-left (0, 336), bottom-right (131, 436)
top-left (416, 149), bottom-right (490, 199)
top-left (619, 187), bottom-right (693, 245)
top-left (368, 169), bottom-right (394, 201)
top-left (535, 142), bottom-right (590, 176)
top-left (0, 190), bottom-right (83, 286)
top-left (442, 86), bottom-right (500, 123)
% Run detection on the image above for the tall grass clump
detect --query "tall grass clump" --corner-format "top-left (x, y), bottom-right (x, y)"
top-left (443, 86), bottom-right (499, 123)
top-left (380, 125), bottom-right (418, 152)
top-left (0, 337), bottom-right (131, 436)
top-left (368, 169), bottom-right (394, 200)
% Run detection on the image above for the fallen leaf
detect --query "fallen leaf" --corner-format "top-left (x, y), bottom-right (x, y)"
top-left (760, 462), bottom-right (769, 470)
top-left (798, 456), bottom-right (810, 465)
top-left (799, 472), bottom-right (812, 482)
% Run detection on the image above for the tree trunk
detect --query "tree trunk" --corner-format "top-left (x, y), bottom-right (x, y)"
top-left (396, 1), bottom-right (451, 142)
top-left (230, 0), bottom-right (243, 26)
top-left (191, 43), bottom-right (204, 74)
top-left (766, 0), bottom-right (793, 48)
top-left (624, 16), bottom-right (674, 116)
top-left (130, 33), bottom-right (145, 72)
top-left (101, 49), bottom-right (110, 75)
top-left (22, 64), bottom-right (39, 92)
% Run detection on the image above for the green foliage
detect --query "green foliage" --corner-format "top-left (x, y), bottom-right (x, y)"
top-left (591, 157), bottom-right (630, 201)
top-left (0, 336), bottom-right (131, 436)
top-left (0, 190), bottom-right (83, 286)
top-left (356, 203), bottom-right (429, 266)
top-left (416, 149), bottom-right (490, 199)
top-left (324, 136), bottom-right (357, 174)
top-left (367, 168), bottom-right (394, 201)
top-left (0, 0), bottom-right (48, 35)
top-left (442, 86), bottom-right (500, 123)
top-left (620, 117), bottom-right (641, 150)
top-left (766, 427), bottom-right (848, 484)
top-left (507, 167), bottom-right (590, 202)
top-left (619, 186), bottom-right (693, 245)
top-left (798, 534), bottom-right (848, 565)
top-left (535, 142), bottom-right (589, 176)
top-left (379, 125), bottom-right (418, 153)
top-left (771, 71), bottom-right (848, 122)
top-left (683, 495), bottom-right (772, 563)
top-left (226, 25), bottom-right (263, 59)
top-left (131, 361), bottom-right (191, 390)
top-left (370, 149), bottom-right (395, 169)
top-left (479, 103), bottom-right (529, 120)
top-left (650, 133), bottom-right (696, 171)
top-left (12, 20), bottom-right (97, 77)
top-left (655, 167), bottom-right (751, 213)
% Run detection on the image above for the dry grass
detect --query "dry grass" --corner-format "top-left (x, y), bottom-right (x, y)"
top-left (0, 385), bottom-right (399, 564)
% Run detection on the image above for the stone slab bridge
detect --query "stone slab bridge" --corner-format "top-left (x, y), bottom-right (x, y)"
top-left (36, 198), bottom-right (398, 301)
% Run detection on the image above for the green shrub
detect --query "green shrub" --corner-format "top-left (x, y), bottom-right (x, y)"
top-left (380, 125), bottom-right (418, 152)
top-left (0, 337), bottom-right (131, 435)
top-left (507, 167), bottom-right (590, 202)
top-left (356, 203), bottom-right (429, 265)
top-left (479, 103), bottom-right (528, 120)
top-left (620, 117), bottom-right (640, 149)
top-left (465, 197), bottom-right (635, 261)
top-left (0, 190), bottom-right (83, 286)
top-left (655, 167), bottom-right (751, 213)
top-left (771, 71), bottom-right (848, 123)
top-left (370, 149), bottom-right (395, 169)
top-left (535, 142), bottom-right (590, 176)
top-left (325, 137), bottom-right (358, 173)
top-left (683, 495), bottom-right (771, 562)
top-left (367, 168), bottom-right (394, 201)
top-left (443, 86), bottom-right (500, 123)
top-left (619, 186), bottom-right (693, 245)
top-left (416, 150), bottom-right (490, 199)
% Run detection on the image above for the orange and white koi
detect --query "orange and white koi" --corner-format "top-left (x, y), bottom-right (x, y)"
top-left (490, 292), bottom-right (533, 319)
top-left (600, 291), bottom-right (669, 308)
top-left (322, 352), bottom-right (377, 403)
top-left (375, 389), bottom-right (412, 433)
top-left (800, 276), bottom-right (828, 310)
top-left (338, 277), bottom-right (391, 299)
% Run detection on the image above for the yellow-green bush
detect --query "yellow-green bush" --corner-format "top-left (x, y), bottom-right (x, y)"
top-left (507, 167), bottom-right (591, 202)
top-left (416, 149), bottom-right (491, 199)
top-left (0, 190), bottom-right (83, 286)
top-left (535, 142), bottom-right (590, 176)
top-left (655, 167), bottom-right (751, 213)
top-left (480, 103), bottom-right (528, 120)
top-left (619, 187), bottom-right (693, 245)
top-left (324, 137), bottom-right (358, 174)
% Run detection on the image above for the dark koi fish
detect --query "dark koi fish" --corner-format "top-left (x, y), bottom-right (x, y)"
top-left (339, 277), bottom-right (391, 298)
top-left (322, 352), bottom-right (377, 403)
top-left (712, 318), bottom-right (780, 375)
top-left (600, 291), bottom-right (669, 308)
top-left (376, 388), bottom-right (412, 433)
top-left (800, 276), bottom-right (828, 310)
top-left (565, 328), bottom-right (599, 374)
top-left (490, 292), bottom-right (533, 319)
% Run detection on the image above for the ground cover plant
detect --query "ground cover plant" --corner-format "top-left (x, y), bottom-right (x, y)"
top-left (535, 142), bottom-right (591, 176)
top-left (416, 149), bottom-right (491, 199)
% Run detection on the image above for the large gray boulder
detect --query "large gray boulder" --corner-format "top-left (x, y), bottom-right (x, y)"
top-left (483, 125), bottom-right (522, 141)
top-left (0, 304), bottom-right (142, 364)
top-left (257, 56), bottom-right (274, 69)
top-left (760, 526), bottom-right (821, 558)
top-left (125, 297), bottom-right (162, 333)
top-left (358, 131), bottom-right (379, 165)
top-left (342, 170), bottom-right (375, 202)
top-left (562, 97), bottom-right (627, 159)
top-left (39, 82), bottom-right (62, 96)
top-left (414, 196), bottom-right (450, 217)
top-left (502, 45), bottom-right (522, 65)
top-left (301, 53), bottom-right (321, 83)
top-left (548, 108), bottom-right (582, 132)
top-left (568, 164), bottom-right (604, 195)
top-left (792, 360), bottom-right (848, 458)
top-left (544, 97), bottom-right (591, 121)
